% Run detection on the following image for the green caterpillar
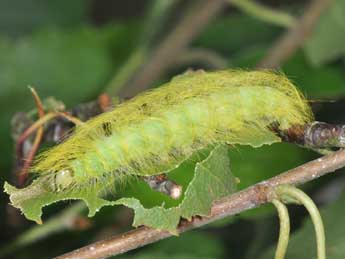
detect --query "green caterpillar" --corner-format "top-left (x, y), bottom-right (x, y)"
top-left (32, 70), bottom-right (313, 192)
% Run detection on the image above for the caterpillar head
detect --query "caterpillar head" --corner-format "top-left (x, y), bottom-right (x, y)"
top-left (53, 169), bottom-right (74, 191)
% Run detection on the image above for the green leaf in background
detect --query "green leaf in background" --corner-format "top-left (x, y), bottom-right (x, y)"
top-left (0, 0), bottom-right (91, 37)
top-left (0, 24), bottom-right (139, 107)
top-left (283, 52), bottom-right (345, 99)
top-left (304, 0), bottom-right (345, 66)
top-left (231, 46), bottom-right (345, 99)
top-left (260, 188), bottom-right (345, 259)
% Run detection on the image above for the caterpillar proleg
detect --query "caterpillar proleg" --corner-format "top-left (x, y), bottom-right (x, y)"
top-left (32, 70), bottom-right (313, 191)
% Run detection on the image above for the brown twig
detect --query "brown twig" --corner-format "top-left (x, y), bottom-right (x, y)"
top-left (257, 0), bottom-right (334, 69)
top-left (17, 88), bottom-right (45, 185)
top-left (16, 111), bottom-right (84, 152)
top-left (54, 149), bottom-right (345, 259)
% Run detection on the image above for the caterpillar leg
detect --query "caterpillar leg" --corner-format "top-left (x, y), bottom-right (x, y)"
top-left (142, 174), bottom-right (182, 200)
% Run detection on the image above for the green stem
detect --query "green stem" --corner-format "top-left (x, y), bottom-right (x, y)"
top-left (230, 0), bottom-right (296, 28)
top-left (272, 199), bottom-right (290, 259)
top-left (275, 185), bottom-right (326, 259)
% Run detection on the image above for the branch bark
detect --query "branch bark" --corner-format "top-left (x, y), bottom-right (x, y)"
top-left (54, 149), bottom-right (345, 259)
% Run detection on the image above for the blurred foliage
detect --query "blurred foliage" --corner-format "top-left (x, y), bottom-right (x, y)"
top-left (0, 0), bottom-right (91, 37)
top-left (0, 25), bottom-right (137, 106)
top-left (283, 53), bottom-right (345, 99)
top-left (304, 0), bottom-right (345, 66)
top-left (194, 14), bottom-right (280, 56)
top-left (1, 0), bottom-right (345, 258)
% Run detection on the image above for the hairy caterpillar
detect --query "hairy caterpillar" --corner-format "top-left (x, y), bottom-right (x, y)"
top-left (32, 70), bottom-right (313, 192)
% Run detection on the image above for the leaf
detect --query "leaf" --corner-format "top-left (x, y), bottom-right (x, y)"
top-left (4, 178), bottom-right (113, 224)
top-left (0, 24), bottom-right (139, 107)
top-left (114, 198), bottom-right (180, 234)
top-left (115, 144), bottom-right (237, 234)
top-left (4, 145), bottom-right (236, 233)
top-left (117, 128), bottom-right (288, 233)
top-left (0, 0), bottom-right (91, 37)
top-left (231, 46), bottom-right (345, 99)
top-left (304, 0), bottom-right (345, 66)
top-left (260, 189), bottom-right (345, 259)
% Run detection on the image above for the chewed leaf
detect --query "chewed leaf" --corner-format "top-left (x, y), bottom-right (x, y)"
top-left (115, 144), bottom-right (237, 234)
top-left (180, 144), bottom-right (236, 219)
top-left (5, 141), bottom-right (282, 232)
top-left (4, 144), bottom-right (251, 233)
top-left (4, 178), bottom-right (113, 224)
top-left (115, 198), bottom-right (181, 234)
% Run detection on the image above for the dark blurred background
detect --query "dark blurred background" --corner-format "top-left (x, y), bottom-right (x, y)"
top-left (1, 0), bottom-right (345, 258)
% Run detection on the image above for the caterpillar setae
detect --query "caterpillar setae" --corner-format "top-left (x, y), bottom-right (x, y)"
top-left (32, 70), bottom-right (313, 192)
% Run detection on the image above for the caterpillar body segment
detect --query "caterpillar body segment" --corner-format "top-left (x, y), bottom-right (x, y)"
top-left (32, 70), bottom-right (313, 191)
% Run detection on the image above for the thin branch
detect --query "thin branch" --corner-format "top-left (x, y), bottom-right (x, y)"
top-left (17, 87), bottom-right (45, 185)
top-left (54, 149), bottom-right (345, 259)
top-left (257, 0), bottom-right (334, 69)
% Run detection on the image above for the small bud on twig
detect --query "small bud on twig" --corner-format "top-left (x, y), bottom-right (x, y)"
top-left (142, 174), bottom-right (183, 200)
